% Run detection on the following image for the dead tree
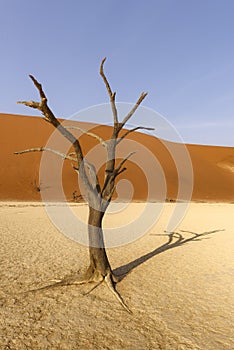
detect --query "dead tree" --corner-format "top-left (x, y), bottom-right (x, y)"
top-left (16, 58), bottom-right (152, 312)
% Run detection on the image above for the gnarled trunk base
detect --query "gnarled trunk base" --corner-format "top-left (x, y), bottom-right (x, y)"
top-left (25, 205), bottom-right (131, 313)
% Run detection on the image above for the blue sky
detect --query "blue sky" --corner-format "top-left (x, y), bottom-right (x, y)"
top-left (0, 0), bottom-right (233, 146)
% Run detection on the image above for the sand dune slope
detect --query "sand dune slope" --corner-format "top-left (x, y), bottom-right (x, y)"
top-left (0, 113), bottom-right (233, 202)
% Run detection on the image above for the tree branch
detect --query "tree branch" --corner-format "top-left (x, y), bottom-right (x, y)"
top-left (14, 147), bottom-right (77, 162)
top-left (17, 100), bottom-right (41, 109)
top-left (65, 125), bottom-right (107, 148)
top-left (17, 75), bottom-right (83, 166)
top-left (117, 126), bottom-right (154, 144)
top-left (29, 74), bottom-right (47, 100)
top-left (104, 185), bottom-right (116, 205)
top-left (85, 161), bottom-right (101, 194)
top-left (101, 151), bottom-right (135, 198)
top-left (115, 167), bottom-right (127, 177)
top-left (72, 160), bottom-right (101, 195)
top-left (99, 59), bottom-right (148, 200)
top-left (100, 57), bottom-right (118, 125)
top-left (115, 152), bottom-right (136, 174)
top-left (17, 75), bottom-right (98, 198)
top-left (120, 92), bottom-right (148, 128)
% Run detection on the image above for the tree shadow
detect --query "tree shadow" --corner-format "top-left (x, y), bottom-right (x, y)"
top-left (113, 229), bottom-right (225, 281)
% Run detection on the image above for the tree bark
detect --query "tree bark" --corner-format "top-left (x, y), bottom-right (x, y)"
top-left (86, 205), bottom-right (112, 281)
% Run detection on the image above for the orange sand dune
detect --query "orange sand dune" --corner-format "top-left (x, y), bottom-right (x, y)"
top-left (0, 113), bottom-right (233, 202)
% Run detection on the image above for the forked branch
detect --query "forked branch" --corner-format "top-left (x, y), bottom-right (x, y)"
top-left (14, 147), bottom-right (77, 162)
top-left (121, 92), bottom-right (148, 128)
top-left (99, 58), bottom-right (148, 134)
top-left (101, 151), bottom-right (135, 197)
top-left (17, 75), bottom-right (102, 197)
top-left (29, 75), bottom-right (47, 100)
top-left (115, 151), bottom-right (136, 174)
top-left (84, 161), bottom-right (101, 193)
top-left (99, 58), bottom-right (149, 198)
top-left (117, 126), bottom-right (154, 144)
top-left (66, 125), bottom-right (107, 148)
top-left (100, 57), bottom-right (118, 125)
top-left (17, 75), bottom-right (84, 167)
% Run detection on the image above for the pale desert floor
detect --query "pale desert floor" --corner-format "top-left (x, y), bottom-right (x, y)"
top-left (0, 202), bottom-right (233, 350)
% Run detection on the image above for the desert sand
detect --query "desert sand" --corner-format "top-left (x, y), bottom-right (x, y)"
top-left (0, 113), bottom-right (233, 349)
top-left (0, 202), bottom-right (233, 349)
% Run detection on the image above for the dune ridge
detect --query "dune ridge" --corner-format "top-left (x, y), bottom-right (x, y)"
top-left (0, 113), bottom-right (233, 202)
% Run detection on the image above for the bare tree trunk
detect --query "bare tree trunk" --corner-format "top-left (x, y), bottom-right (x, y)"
top-left (87, 205), bottom-right (112, 281)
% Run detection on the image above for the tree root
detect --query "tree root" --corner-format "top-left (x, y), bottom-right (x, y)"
top-left (24, 271), bottom-right (93, 293)
top-left (82, 279), bottom-right (104, 295)
top-left (24, 271), bottom-right (131, 313)
top-left (25, 278), bottom-right (89, 293)
top-left (105, 273), bottom-right (132, 313)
